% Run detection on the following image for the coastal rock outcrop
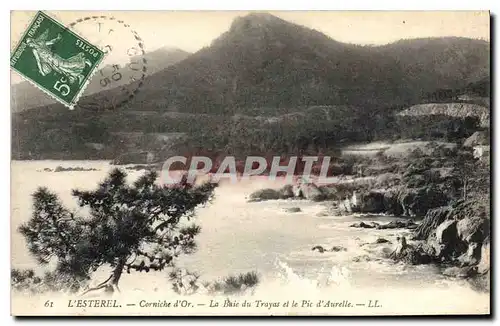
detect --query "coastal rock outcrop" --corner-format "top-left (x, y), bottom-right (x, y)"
top-left (278, 184), bottom-right (294, 199)
top-left (330, 245), bottom-right (347, 252)
top-left (397, 186), bottom-right (448, 217)
top-left (457, 243), bottom-right (482, 266)
top-left (283, 207), bottom-right (302, 213)
top-left (248, 188), bottom-right (281, 202)
top-left (312, 245), bottom-right (347, 253)
top-left (249, 183), bottom-right (327, 202)
top-left (312, 245), bottom-right (327, 253)
top-left (383, 191), bottom-right (404, 215)
top-left (414, 206), bottom-right (452, 240)
top-left (294, 183), bottom-right (326, 201)
top-left (456, 217), bottom-right (489, 266)
top-left (350, 220), bottom-right (417, 230)
top-left (457, 216), bottom-right (487, 244)
top-left (389, 236), bottom-right (433, 265)
top-left (318, 185), bottom-right (341, 201)
top-left (408, 200), bottom-right (490, 283)
top-left (354, 191), bottom-right (386, 213)
top-left (428, 219), bottom-right (462, 260)
top-left (327, 184), bottom-right (449, 218)
top-left (349, 221), bottom-right (379, 229)
top-left (338, 190), bottom-right (404, 215)
top-left (377, 219), bottom-right (417, 230)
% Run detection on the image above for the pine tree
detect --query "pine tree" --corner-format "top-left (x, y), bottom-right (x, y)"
top-left (19, 169), bottom-right (216, 294)
top-left (451, 147), bottom-right (479, 201)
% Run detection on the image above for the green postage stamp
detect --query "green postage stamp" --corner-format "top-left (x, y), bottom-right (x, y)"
top-left (10, 11), bottom-right (105, 108)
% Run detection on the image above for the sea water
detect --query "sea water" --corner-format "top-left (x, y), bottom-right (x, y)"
top-left (10, 161), bottom-right (489, 315)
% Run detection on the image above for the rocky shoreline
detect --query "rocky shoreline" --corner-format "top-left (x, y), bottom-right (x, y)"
top-left (248, 180), bottom-right (490, 291)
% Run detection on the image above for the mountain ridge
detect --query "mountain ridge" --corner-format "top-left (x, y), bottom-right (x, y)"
top-left (11, 46), bottom-right (191, 113)
top-left (14, 13), bottom-right (490, 114)
top-left (125, 14), bottom-right (489, 113)
top-left (12, 13), bottom-right (490, 160)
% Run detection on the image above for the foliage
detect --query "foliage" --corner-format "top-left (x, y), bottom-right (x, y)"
top-left (168, 269), bottom-right (260, 296)
top-left (11, 268), bottom-right (82, 294)
top-left (211, 271), bottom-right (260, 295)
top-left (398, 142), bottom-right (489, 210)
top-left (11, 269), bottom-right (41, 294)
top-left (18, 169), bottom-right (217, 293)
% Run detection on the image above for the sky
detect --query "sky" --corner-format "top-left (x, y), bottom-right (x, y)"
top-left (11, 11), bottom-right (490, 84)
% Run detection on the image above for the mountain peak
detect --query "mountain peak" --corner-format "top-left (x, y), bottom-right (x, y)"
top-left (152, 46), bottom-right (189, 54)
top-left (229, 12), bottom-right (288, 33)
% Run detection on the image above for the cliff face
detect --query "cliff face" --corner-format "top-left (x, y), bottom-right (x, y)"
top-left (398, 103), bottom-right (490, 127)
top-left (414, 201), bottom-right (490, 281)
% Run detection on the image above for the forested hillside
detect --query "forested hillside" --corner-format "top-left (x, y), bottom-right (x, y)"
top-left (12, 13), bottom-right (490, 161)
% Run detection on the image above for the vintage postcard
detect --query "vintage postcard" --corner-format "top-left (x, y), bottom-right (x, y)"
top-left (11, 11), bottom-right (490, 316)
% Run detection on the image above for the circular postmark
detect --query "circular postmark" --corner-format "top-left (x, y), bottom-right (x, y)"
top-left (68, 16), bottom-right (147, 111)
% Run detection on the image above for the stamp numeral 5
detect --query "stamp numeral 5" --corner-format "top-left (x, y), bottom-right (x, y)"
top-left (53, 77), bottom-right (71, 96)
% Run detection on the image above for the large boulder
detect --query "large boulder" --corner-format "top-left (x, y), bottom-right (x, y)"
top-left (430, 219), bottom-right (463, 260)
top-left (415, 201), bottom-right (491, 268)
top-left (342, 191), bottom-right (384, 214)
top-left (336, 189), bottom-right (403, 216)
top-left (295, 183), bottom-right (326, 201)
top-left (457, 217), bottom-right (488, 244)
top-left (312, 245), bottom-right (327, 253)
top-left (383, 191), bottom-right (404, 215)
top-left (398, 186), bottom-right (448, 217)
top-left (248, 188), bottom-right (280, 202)
top-left (435, 220), bottom-right (458, 246)
top-left (458, 242), bottom-right (482, 266)
top-left (357, 191), bottom-right (385, 213)
top-left (318, 185), bottom-right (341, 200)
top-left (389, 236), bottom-right (433, 265)
top-left (414, 206), bottom-right (452, 240)
top-left (278, 184), bottom-right (294, 199)
top-left (455, 217), bottom-right (489, 266)
top-left (283, 207), bottom-right (301, 213)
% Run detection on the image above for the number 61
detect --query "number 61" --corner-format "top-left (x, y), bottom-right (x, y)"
top-left (53, 77), bottom-right (71, 96)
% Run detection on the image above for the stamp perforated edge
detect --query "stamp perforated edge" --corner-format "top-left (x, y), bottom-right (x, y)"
top-left (10, 11), bottom-right (107, 110)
